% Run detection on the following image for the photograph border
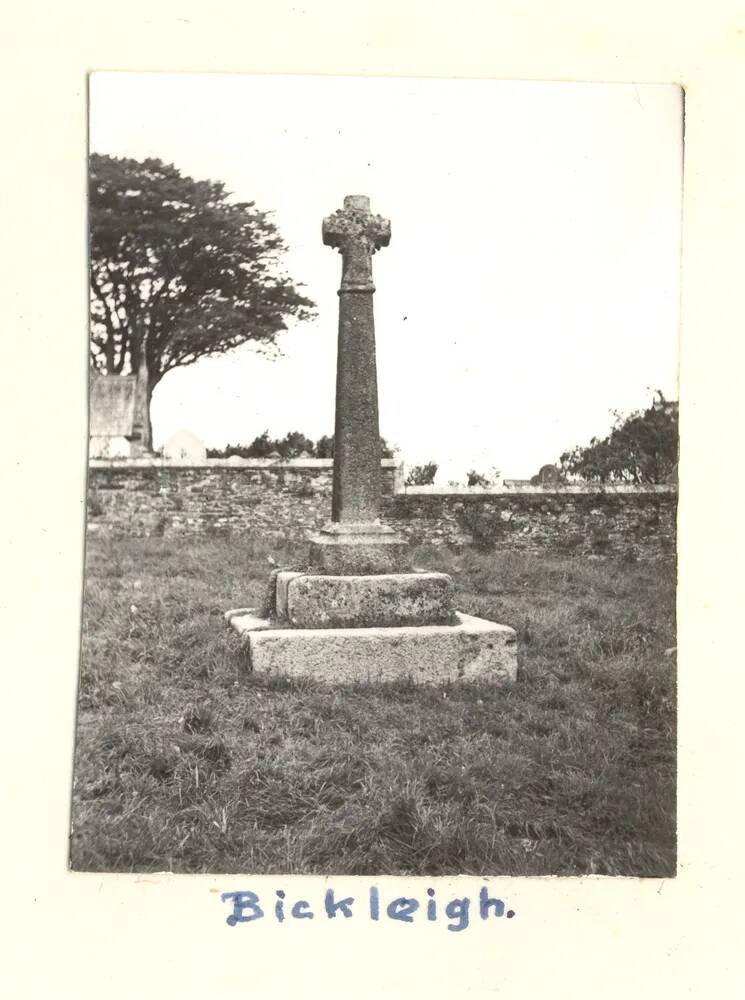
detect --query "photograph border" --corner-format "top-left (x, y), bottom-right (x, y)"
top-left (1, 2), bottom-right (743, 998)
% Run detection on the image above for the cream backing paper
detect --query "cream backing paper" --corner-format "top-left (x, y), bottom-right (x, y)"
top-left (1, 2), bottom-right (743, 997)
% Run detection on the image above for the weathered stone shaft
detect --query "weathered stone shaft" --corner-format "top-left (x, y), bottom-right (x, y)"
top-left (311, 194), bottom-right (409, 574)
top-left (332, 289), bottom-right (382, 523)
top-left (323, 194), bottom-right (391, 526)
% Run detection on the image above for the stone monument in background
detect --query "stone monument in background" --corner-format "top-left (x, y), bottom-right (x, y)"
top-left (225, 196), bottom-right (517, 685)
top-left (89, 372), bottom-right (149, 459)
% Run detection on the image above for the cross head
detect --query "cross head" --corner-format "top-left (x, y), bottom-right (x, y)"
top-left (322, 195), bottom-right (391, 291)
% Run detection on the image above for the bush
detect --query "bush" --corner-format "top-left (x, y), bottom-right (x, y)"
top-left (405, 462), bottom-right (438, 486)
top-left (457, 507), bottom-right (503, 551)
top-left (466, 470), bottom-right (492, 487)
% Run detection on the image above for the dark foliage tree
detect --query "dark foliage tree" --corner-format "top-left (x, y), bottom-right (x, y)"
top-left (89, 154), bottom-right (315, 447)
top-left (559, 391), bottom-right (678, 484)
top-left (314, 434), bottom-right (335, 459)
top-left (207, 432), bottom-right (396, 460)
top-left (208, 430), bottom-right (316, 460)
top-left (316, 435), bottom-right (395, 460)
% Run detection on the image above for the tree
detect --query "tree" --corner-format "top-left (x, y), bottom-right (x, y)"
top-left (314, 434), bottom-right (335, 459)
top-left (313, 435), bottom-right (396, 459)
top-left (207, 432), bottom-right (397, 460)
top-left (207, 430), bottom-right (316, 459)
top-left (559, 391), bottom-right (678, 484)
top-left (89, 155), bottom-right (315, 447)
top-left (405, 462), bottom-right (438, 486)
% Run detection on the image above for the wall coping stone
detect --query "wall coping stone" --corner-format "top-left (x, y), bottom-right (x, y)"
top-left (401, 483), bottom-right (677, 496)
top-left (89, 457), bottom-right (401, 470)
top-left (88, 458), bottom-right (676, 496)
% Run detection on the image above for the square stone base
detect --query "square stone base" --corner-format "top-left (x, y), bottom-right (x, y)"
top-left (273, 570), bottom-right (455, 628)
top-left (224, 609), bottom-right (517, 685)
top-left (308, 523), bottom-right (411, 575)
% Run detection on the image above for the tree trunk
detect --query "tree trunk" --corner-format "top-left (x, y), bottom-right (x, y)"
top-left (145, 377), bottom-right (154, 453)
top-left (134, 353), bottom-right (152, 453)
top-left (143, 367), bottom-right (165, 456)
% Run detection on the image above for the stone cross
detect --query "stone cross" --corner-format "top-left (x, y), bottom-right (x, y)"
top-left (323, 195), bottom-right (390, 525)
top-left (309, 195), bottom-right (409, 574)
top-left (227, 195), bottom-right (518, 689)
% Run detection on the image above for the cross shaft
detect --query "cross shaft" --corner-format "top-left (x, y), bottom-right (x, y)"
top-left (309, 195), bottom-right (409, 575)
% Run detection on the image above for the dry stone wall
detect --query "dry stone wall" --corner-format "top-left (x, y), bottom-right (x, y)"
top-left (87, 460), bottom-right (676, 559)
top-left (86, 459), bottom-right (395, 542)
top-left (384, 489), bottom-right (676, 559)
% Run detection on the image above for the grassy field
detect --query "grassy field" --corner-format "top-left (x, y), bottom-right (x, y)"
top-left (70, 534), bottom-right (676, 876)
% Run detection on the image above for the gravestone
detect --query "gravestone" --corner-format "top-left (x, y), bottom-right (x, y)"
top-left (225, 196), bottom-right (517, 685)
top-left (89, 374), bottom-right (147, 458)
top-left (537, 464), bottom-right (561, 487)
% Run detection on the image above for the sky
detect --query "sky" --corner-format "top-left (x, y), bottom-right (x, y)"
top-left (90, 74), bottom-right (682, 481)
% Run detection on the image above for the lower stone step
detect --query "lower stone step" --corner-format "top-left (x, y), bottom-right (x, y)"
top-left (224, 609), bottom-right (517, 685)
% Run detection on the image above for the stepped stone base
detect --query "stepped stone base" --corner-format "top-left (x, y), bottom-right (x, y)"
top-left (224, 609), bottom-right (518, 686)
top-left (273, 570), bottom-right (455, 628)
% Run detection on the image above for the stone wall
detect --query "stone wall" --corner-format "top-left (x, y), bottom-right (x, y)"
top-left (87, 459), bottom-right (676, 559)
top-left (87, 459), bottom-right (400, 542)
top-left (383, 488), bottom-right (676, 559)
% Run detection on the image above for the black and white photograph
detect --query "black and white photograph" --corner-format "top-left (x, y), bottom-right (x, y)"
top-left (72, 73), bottom-right (681, 877)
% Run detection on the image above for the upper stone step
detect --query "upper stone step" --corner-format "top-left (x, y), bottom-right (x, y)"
top-left (273, 570), bottom-right (456, 630)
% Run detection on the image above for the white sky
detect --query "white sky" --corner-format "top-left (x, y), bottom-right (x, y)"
top-left (90, 74), bottom-right (682, 481)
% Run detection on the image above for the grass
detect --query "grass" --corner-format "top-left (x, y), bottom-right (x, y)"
top-left (70, 534), bottom-right (676, 876)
